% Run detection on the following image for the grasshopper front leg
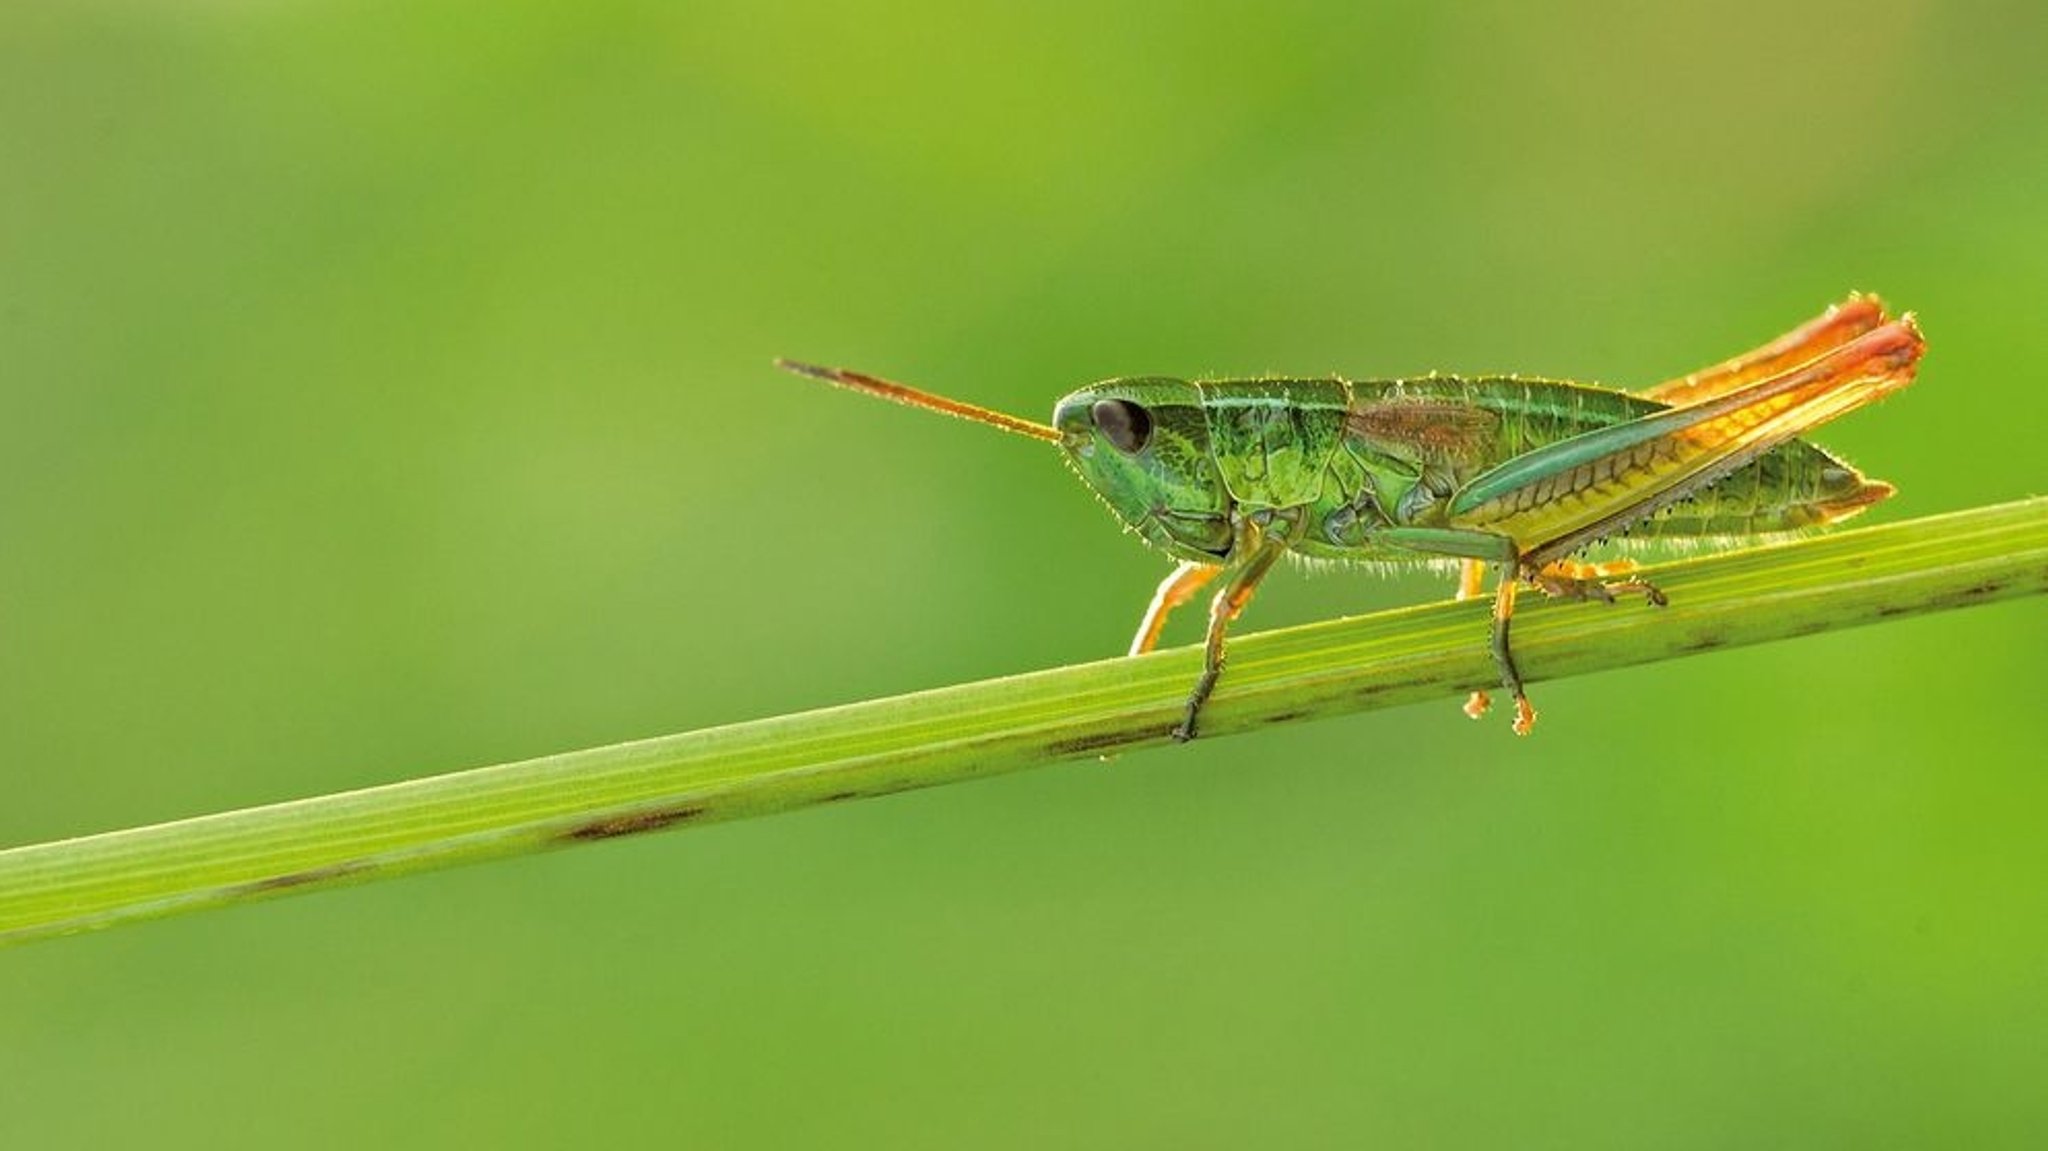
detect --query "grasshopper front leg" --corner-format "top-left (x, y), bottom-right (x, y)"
top-left (1129, 561), bottom-right (1222, 657)
top-left (1172, 517), bottom-right (1289, 742)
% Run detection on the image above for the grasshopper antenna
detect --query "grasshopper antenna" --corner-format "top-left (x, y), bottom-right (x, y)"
top-left (776, 358), bottom-right (1062, 444)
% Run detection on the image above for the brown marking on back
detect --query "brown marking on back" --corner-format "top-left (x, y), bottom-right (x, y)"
top-left (1345, 400), bottom-right (1499, 460)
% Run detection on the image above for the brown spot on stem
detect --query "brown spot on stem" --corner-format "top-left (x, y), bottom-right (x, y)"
top-left (1049, 730), bottom-right (1138, 757)
top-left (564, 805), bottom-right (707, 841)
top-left (232, 860), bottom-right (371, 897)
top-left (1925, 581), bottom-right (2012, 611)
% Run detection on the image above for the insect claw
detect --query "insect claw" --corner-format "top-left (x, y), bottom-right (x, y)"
top-left (1529, 562), bottom-right (1665, 609)
top-left (1511, 695), bottom-right (1537, 736)
top-left (1172, 672), bottom-right (1217, 742)
top-left (1529, 571), bottom-right (1606, 602)
top-left (1603, 579), bottom-right (1668, 607)
top-left (1462, 691), bottom-right (1492, 720)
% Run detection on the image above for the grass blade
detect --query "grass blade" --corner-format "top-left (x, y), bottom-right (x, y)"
top-left (3, 497), bottom-right (2045, 947)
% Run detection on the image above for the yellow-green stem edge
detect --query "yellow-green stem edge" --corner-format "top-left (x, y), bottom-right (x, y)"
top-left (5, 497), bottom-right (2046, 947)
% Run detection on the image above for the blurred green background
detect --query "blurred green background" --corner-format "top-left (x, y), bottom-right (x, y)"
top-left (4, 1), bottom-right (2046, 1145)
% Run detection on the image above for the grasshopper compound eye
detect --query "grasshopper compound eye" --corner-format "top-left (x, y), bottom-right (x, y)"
top-left (1092, 398), bottom-right (1152, 454)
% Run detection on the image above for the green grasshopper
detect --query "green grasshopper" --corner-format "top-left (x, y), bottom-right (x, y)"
top-left (780, 295), bottom-right (1922, 740)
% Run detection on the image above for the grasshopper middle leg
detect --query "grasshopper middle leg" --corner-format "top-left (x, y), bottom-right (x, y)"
top-left (1488, 571), bottom-right (1537, 736)
top-left (1456, 559), bottom-right (1494, 721)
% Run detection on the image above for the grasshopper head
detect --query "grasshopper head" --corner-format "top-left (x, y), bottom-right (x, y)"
top-left (1053, 379), bottom-right (1234, 561)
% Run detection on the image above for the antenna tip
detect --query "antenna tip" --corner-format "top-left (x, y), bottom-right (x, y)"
top-left (774, 357), bottom-right (836, 381)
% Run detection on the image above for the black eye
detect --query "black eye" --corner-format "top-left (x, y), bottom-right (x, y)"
top-left (1091, 398), bottom-right (1152, 454)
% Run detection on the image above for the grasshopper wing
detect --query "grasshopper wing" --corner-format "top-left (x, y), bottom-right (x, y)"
top-left (1448, 318), bottom-right (1922, 567)
top-left (1640, 294), bottom-right (1889, 407)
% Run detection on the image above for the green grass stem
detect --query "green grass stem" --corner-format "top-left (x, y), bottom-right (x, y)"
top-left (4, 497), bottom-right (2045, 947)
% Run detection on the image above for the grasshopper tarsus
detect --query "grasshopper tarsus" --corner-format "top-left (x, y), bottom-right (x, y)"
top-left (1173, 667), bottom-right (1222, 742)
top-left (1527, 558), bottom-right (1666, 608)
top-left (1510, 695), bottom-right (1538, 737)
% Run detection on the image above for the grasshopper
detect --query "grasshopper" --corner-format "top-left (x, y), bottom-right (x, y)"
top-left (780, 295), bottom-right (1921, 740)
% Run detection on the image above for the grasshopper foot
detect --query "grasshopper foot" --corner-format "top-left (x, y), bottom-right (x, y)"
top-left (1511, 694), bottom-right (1537, 736)
top-left (1462, 690), bottom-right (1492, 720)
top-left (1172, 670), bottom-right (1219, 742)
top-left (1582, 578), bottom-right (1666, 607)
top-left (1530, 560), bottom-right (1665, 607)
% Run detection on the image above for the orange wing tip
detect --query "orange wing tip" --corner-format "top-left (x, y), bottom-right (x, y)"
top-left (1882, 315), bottom-right (1924, 349)
top-left (1857, 318), bottom-right (1926, 375)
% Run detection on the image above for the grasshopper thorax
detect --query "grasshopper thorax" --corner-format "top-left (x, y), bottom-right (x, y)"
top-left (1052, 378), bottom-right (1236, 562)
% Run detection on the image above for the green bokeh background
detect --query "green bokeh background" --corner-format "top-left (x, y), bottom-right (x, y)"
top-left (5, 2), bottom-right (2046, 1145)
